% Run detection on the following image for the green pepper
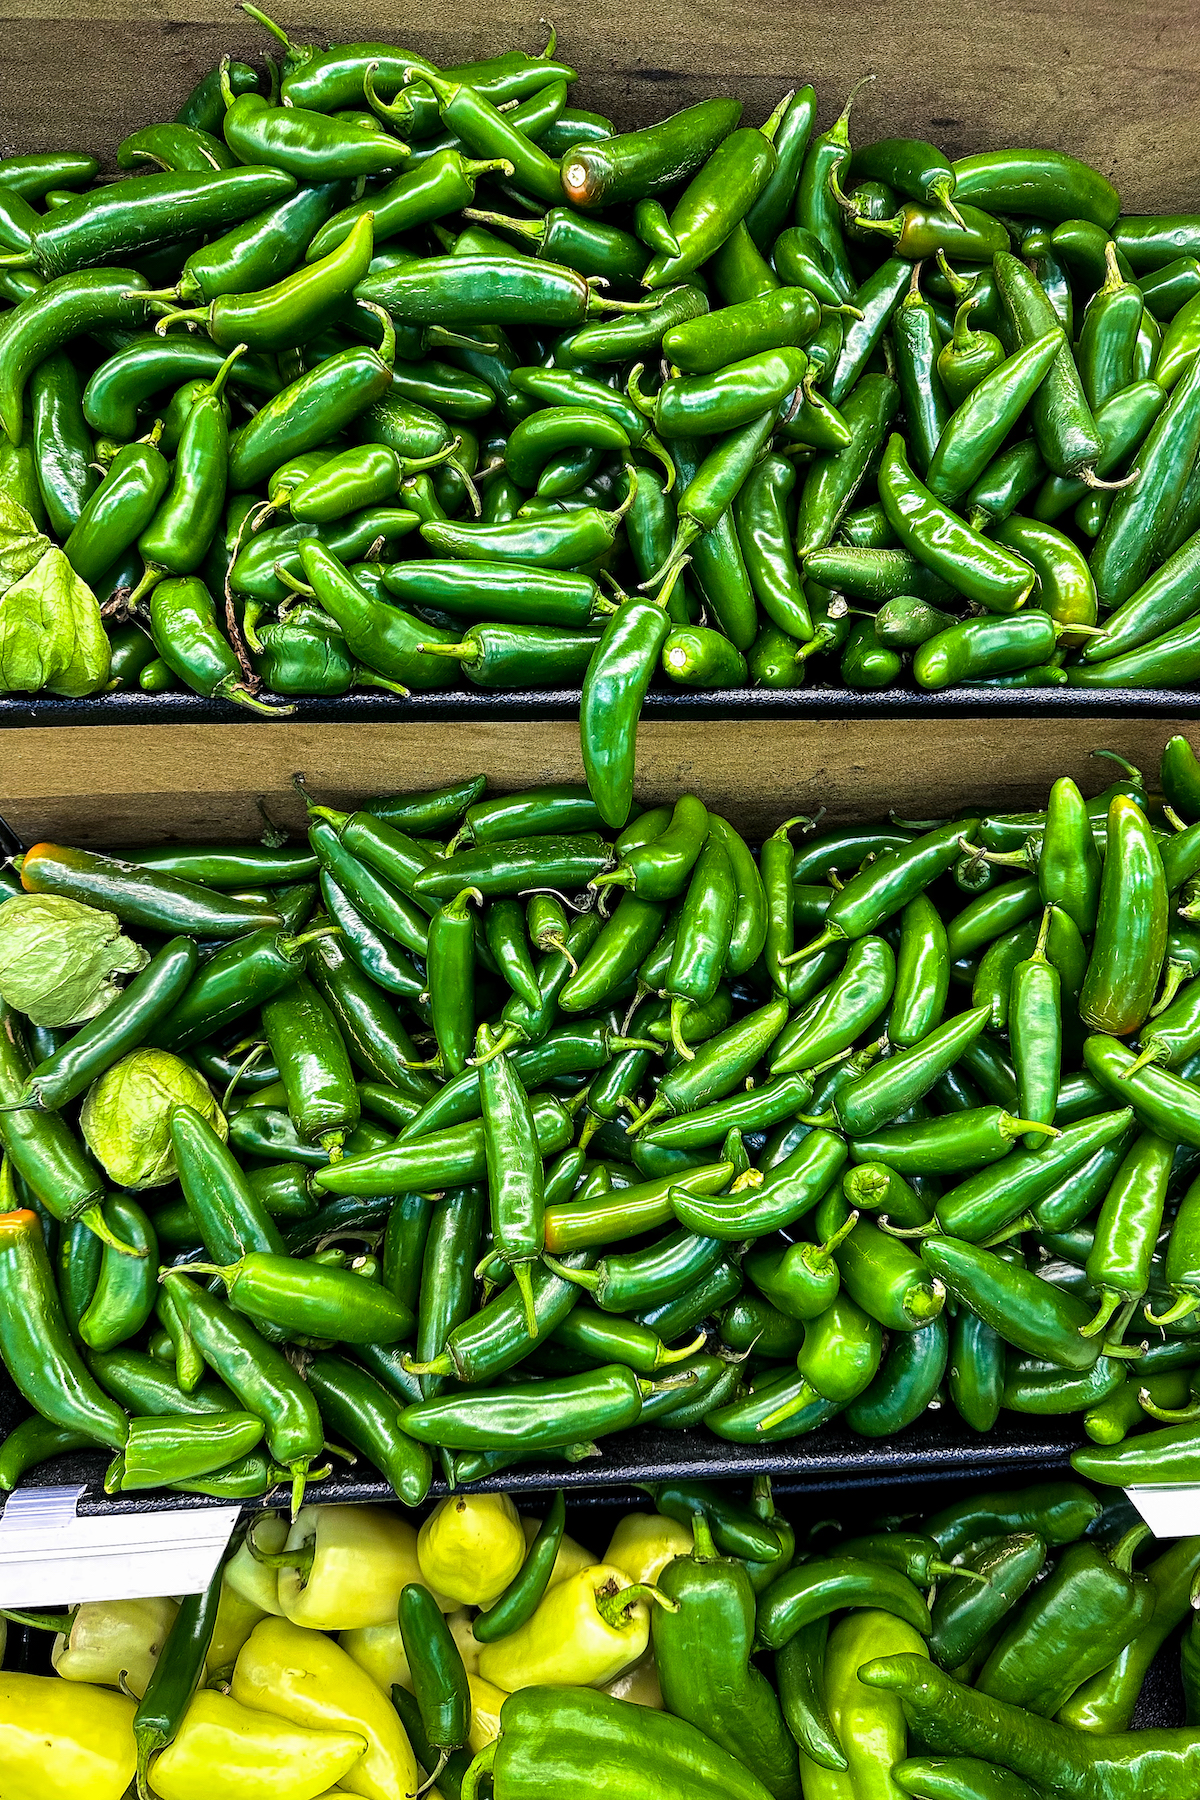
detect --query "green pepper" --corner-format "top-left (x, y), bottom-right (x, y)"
top-left (653, 1513), bottom-right (800, 1800)
top-left (921, 1235), bottom-right (1104, 1371)
top-left (976, 1523), bottom-right (1154, 1717)
top-left (462, 1683), bottom-right (776, 1800)
top-left (757, 1555), bottom-right (932, 1650)
top-left (0, 1209), bottom-right (128, 1448)
top-left (878, 434), bottom-right (1036, 611)
top-left (160, 1270), bottom-right (323, 1515)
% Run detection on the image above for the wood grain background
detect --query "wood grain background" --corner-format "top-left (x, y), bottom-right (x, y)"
top-left (0, 0), bottom-right (1197, 210)
top-left (3, 716), bottom-right (1197, 844)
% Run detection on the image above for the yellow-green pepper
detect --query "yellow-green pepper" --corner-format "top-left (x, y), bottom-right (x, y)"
top-left (825, 1609), bottom-right (929, 1799)
top-left (151, 1688), bottom-right (365, 1800)
top-left (340, 1597), bottom-right (466, 1695)
top-left (206, 1579), bottom-right (267, 1677)
top-left (602, 1646), bottom-right (666, 1708)
top-left (466, 1672), bottom-right (508, 1751)
top-left (477, 1563), bottom-right (652, 1691)
top-left (419, 1494), bottom-right (526, 1608)
top-left (225, 1511), bottom-right (289, 1615)
top-left (521, 1511), bottom-right (597, 1587)
top-left (51, 1596), bottom-right (178, 1699)
top-left (0, 1671), bottom-right (136, 1800)
top-left (448, 1605), bottom-right (484, 1674)
top-left (603, 1512), bottom-right (694, 1585)
top-left (341, 1618), bottom-right (413, 1693)
top-left (231, 1615), bottom-right (418, 1800)
top-left (280, 1504), bottom-right (437, 1630)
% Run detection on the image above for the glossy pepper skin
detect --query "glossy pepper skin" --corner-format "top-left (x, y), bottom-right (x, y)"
top-left (22, 167), bottom-right (298, 280)
top-left (862, 1654), bottom-right (1200, 1800)
top-left (652, 1513), bottom-right (799, 1800)
top-left (976, 1524), bottom-right (1154, 1717)
top-left (0, 270), bottom-right (152, 443)
top-left (0, 1210), bottom-right (129, 1449)
top-left (461, 1683), bottom-right (776, 1800)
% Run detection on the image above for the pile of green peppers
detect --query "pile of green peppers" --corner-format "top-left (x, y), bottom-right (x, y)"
top-left (4, 1480), bottom-right (1200, 1800)
top-left (1, 24), bottom-right (1200, 804)
top-left (9, 743), bottom-right (1200, 1505)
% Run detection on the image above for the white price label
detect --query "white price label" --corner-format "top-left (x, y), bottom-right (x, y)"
top-left (1124, 1486), bottom-right (1200, 1537)
top-left (0, 1490), bottom-right (239, 1607)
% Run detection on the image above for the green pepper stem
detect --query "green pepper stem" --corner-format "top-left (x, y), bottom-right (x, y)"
top-left (936, 248), bottom-right (973, 301)
top-left (413, 1751), bottom-right (450, 1797)
top-left (417, 640), bottom-right (470, 660)
top-left (669, 996), bottom-right (696, 1062)
top-left (541, 1254), bottom-right (600, 1294)
top-left (656, 1329), bottom-right (708, 1367)
top-left (1139, 1392), bottom-right (1200, 1424)
top-left (401, 1350), bottom-right (455, 1377)
top-left (812, 1209), bottom-right (860, 1263)
top-left (362, 63), bottom-right (410, 127)
top-left (625, 363), bottom-right (656, 420)
top-left (624, 1094), bottom-right (667, 1135)
top-left (1079, 462), bottom-right (1140, 492)
top-left (928, 174), bottom-right (966, 228)
top-left (588, 285), bottom-right (665, 314)
top-left (594, 1581), bottom-right (678, 1628)
top-left (1144, 1292), bottom-right (1200, 1328)
top-left (690, 1512), bottom-right (718, 1560)
top-left (1123, 1040), bottom-right (1165, 1078)
top-left (357, 299), bottom-right (396, 367)
top-left (1080, 1286), bottom-right (1125, 1340)
top-left (126, 565), bottom-right (164, 611)
top-left (759, 88), bottom-right (796, 144)
top-left (153, 305), bottom-right (208, 336)
top-left (781, 925), bottom-right (840, 965)
top-left (1010, 1117), bottom-right (1060, 1140)
top-left (469, 1024), bottom-right (522, 1066)
top-left (206, 342), bottom-right (247, 402)
top-left (512, 1259), bottom-right (539, 1337)
top-left (78, 1201), bottom-right (147, 1258)
top-left (1109, 1521), bottom-right (1152, 1573)
top-left (1092, 748), bottom-right (1144, 783)
top-left (795, 1110), bottom-right (838, 1131)
top-left (226, 680), bottom-right (297, 718)
top-left (0, 1606), bottom-right (75, 1632)
top-left (461, 206), bottom-right (544, 245)
top-left (829, 72), bottom-right (874, 146)
top-left (758, 1385), bottom-right (819, 1432)
top-left (906, 1278), bottom-right (946, 1324)
top-left (241, 4), bottom-right (292, 48)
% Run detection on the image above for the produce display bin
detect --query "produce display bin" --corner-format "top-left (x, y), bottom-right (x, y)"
top-left (0, 720), bottom-right (1187, 1504)
top-left (1, 0), bottom-right (1199, 1513)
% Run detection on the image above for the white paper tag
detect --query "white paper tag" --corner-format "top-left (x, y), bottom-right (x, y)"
top-left (0, 1494), bottom-right (239, 1607)
top-left (1124, 1486), bottom-right (1200, 1537)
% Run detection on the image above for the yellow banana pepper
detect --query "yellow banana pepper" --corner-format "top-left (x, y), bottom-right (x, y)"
top-left (226, 1511), bottom-right (289, 1615)
top-left (418, 1494), bottom-right (525, 1608)
top-left (279, 1504), bottom-right (440, 1630)
top-left (825, 1609), bottom-right (929, 1799)
top-left (466, 1672), bottom-right (508, 1752)
top-left (340, 1621), bottom-right (413, 1694)
top-left (0, 1671), bottom-right (136, 1800)
top-left (520, 1513), bottom-right (597, 1588)
top-left (340, 1593), bottom-right (464, 1695)
top-left (604, 1512), bottom-right (694, 1585)
top-left (477, 1563), bottom-right (651, 1691)
top-left (447, 1605), bottom-right (483, 1675)
top-left (206, 1579), bottom-right (267, 1678)
top-left (602, 1647), bottom-right (665, 1709)
top-left (51, 1596), bottom-right (178, 1699)
top-left (151, 1688), bottom-right (365, 1800)
top-left (232, 1615), bottom-right (418, 1800)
